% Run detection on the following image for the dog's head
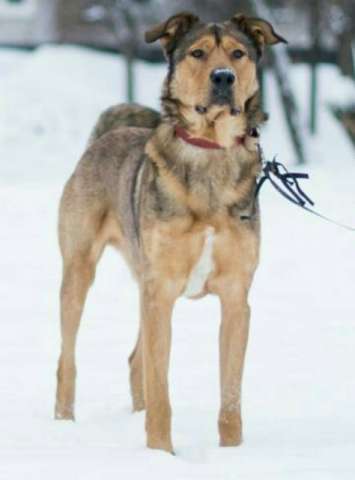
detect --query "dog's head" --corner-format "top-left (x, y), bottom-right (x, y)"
top-left (145, 12), bottom-right (286, 123)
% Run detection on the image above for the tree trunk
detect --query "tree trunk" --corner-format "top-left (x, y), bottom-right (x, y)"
top-left (250, 0), bottom-right (307, 164)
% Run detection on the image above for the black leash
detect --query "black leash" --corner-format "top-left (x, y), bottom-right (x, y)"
top-left (255, 158), bottom-right (355, 232)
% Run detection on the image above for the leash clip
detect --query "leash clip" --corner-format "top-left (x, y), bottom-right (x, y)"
top-left (257, 158), bottom-right (314, 209)
top-left (255, 157), bottom-right (355, 232)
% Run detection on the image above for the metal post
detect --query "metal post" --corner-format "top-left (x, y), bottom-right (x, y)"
top-left (109, 0), bottom-right (137, 103)
top-left (126, 53), bottom-right (134, 103)
top-left (309, 0), bottom-right (320, 135)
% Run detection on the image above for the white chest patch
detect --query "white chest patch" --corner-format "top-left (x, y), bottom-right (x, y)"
top-left (183, 227), bottom-right (215, 298)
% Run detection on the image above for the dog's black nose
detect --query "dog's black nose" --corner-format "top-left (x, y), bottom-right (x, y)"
top-left (210, 68), bottom-right (235, 87)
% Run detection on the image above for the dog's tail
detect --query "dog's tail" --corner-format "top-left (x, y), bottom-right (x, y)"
top-left (88, 103), bottom-right (161, 145)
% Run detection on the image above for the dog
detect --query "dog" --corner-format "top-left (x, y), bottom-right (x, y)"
top-left (55, 11), bottom-right (286, 453)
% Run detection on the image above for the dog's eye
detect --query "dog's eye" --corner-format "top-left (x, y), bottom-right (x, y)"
top-left (190, 49), bottom-right (205, 59)
top-left (232, 49), bottom-right (245, 59)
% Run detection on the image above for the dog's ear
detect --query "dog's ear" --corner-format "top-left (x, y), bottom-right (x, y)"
top-left (231, 14), bottom-right (287, 56)
top-left (145, 12), bottom-right (200, 56)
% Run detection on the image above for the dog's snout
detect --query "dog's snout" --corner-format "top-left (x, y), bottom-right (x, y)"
top-left (210, 68), bottom-right (235, 88)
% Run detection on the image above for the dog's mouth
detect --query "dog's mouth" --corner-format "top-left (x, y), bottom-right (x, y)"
top-left (211, 90), bottom-right (232, 106)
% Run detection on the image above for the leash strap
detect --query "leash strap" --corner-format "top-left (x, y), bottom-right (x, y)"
top-left (256, 158), bottom-right (355, 232)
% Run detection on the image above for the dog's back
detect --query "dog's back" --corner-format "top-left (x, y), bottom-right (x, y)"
top-left (88, 103), bottom-right (161, 145)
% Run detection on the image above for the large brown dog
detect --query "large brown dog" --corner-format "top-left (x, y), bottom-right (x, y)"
top-left (55, 12), bottom-right (286, 453)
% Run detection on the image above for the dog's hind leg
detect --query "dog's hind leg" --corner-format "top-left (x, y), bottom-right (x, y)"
top-left (128, 329), bottom-right (145, 412)
top-left (55, 254), bottom-right (96, 420)
top-left (55, 180), bottom-right (113, 420)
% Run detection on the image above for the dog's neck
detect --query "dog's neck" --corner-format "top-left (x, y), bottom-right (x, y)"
top-left (163, 103), bottom-right (248, 149)
top-left (145, 122), bottom-right (261, 219)
top-left (174, 125), bottom-right (260, 150)
top-left (182, 104), bottom-right (249, 148)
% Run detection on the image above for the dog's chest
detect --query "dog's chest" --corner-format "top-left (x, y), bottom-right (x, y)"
top-left (183, 227), bottom-right (215, 298)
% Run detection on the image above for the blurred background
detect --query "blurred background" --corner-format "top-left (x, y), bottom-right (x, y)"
top-left (0, 0), bottom-right (354, 167)
top-left (1, 2), bottom-right (354, 479)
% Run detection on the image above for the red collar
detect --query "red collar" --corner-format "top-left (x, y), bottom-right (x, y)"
top-left (175, 125), bottom-right (246, 150)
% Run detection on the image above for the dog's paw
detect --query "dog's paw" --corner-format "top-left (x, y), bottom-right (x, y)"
top-left (55, 405), bottom-right (75, 421)
top-left (219, 434), bottom-right (243, 447)
top-left (147, 436), bottom-right (174, 454)
top-left (131, 395), bottom-right (145, 412)
top-left (219, 413), bottom-right (242, 447)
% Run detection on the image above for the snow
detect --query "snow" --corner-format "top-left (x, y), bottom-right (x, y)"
top-left (0, 45), bottom-right (354, 479)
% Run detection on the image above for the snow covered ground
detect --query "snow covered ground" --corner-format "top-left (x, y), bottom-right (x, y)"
top-left (0, 46), bottom-right (354, 480)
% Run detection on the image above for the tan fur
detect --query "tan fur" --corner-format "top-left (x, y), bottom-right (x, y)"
top-left (171, 34), bottom-right (258, 147)
top-left (55, 11), bottom-right (286, 453)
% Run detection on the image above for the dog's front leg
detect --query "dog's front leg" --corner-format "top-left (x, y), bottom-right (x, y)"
top-left (218, 286), bottom-right (250, 447)
top-left (141, 278), bottom-right (176, 453)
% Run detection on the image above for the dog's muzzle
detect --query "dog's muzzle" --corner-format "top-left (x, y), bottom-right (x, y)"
top-left (210, 68), bottom-right (235, 105)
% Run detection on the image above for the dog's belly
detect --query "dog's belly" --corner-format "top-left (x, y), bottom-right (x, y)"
top-left (183, 227), bottom-right (215, 298)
